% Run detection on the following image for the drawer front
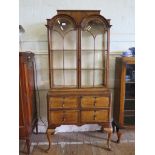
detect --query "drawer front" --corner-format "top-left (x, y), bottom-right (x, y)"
top-left (95, 97), bottom-right (109, 107)
top-left (81, 97), bottom-right (94, 108)
top-left (49, 110), bottom-right (78, 124)
top-left (49, 97), bottom-right (78, 108)
top-left (81, 96), bottom-right (109, 108)
top-left (81, 110), bottom-right (109, 123)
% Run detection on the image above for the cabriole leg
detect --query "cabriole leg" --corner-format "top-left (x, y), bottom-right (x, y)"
top-left (46, 128), bottom-right (55, 152)
top-left (103, 127), bottom-right (112, 150)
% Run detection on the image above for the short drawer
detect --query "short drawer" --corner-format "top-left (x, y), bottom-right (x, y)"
top-left (49, 97), bottom-right (78, 108)
top-left (81, 110), bottom-right (109, 123)
top-left (49, 110), bottom-right (78, 124)
top-left (81, 96), bottom-right (109, 108)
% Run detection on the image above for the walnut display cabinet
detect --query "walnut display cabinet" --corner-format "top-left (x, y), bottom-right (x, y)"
top-left (113, 57), bottom-right (135, 128)
top-left (46, 10), bottom-right (113, 150)
top-left (19, 52), bottom-right (38, 154)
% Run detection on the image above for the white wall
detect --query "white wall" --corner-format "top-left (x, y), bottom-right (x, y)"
top-left (20, 0), bottom-right (134, 53)
top-left (19, 0), bottom-right (135, 132)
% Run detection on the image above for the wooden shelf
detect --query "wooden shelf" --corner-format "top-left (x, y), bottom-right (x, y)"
top-left (125, 81), bottom-right (135, 84)
top-left (50, 49), bottom-right (108, 52)
top-left (81, 85), bottom-right (104, 88)
top-left (52, 85), bottom-right (77, 88)
top-left (51, 68), bottom-right (77, 70)
top-left (124, 98), bottom-right (135, 101)
top-left (81, 49), bottom-right (108, 51)
top-left (124, 110), bottom-right (135, 116)
top-left (51, 68), bottom-right (104, 70)
top-left (81, 68), bottom-right (105, 70)
top-left (51, 49), bottom-right (77, 51)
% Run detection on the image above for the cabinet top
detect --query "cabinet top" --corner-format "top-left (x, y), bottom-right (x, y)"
top-left (57, 10), bottom-right (100, 14)
top-left (46, 10), bottom-right (111, 27)
top-left (19, 52), bottom-right (34, 57)
top-left (116, 57), bottom-right (135, 64)
top-left (19, 52), bottom-right (34, 63)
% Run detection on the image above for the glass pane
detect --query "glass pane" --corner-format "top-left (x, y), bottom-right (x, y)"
top-left (64, 31), bottom-right (76, 49)
top-left (95, 34), bottom-right (103, 50)
top-left (95, 51), bottom-right (103, 69)
top-left (124, 100), bottom-right (135, 110)
top-left (82, 19), bottom-right (105, 36)
top-left (64, 70), bottom-right (76, 86)
top-left (81, 31), bottom-right (94, 50)
top-left (53, 70), bottom-right (64, 86)
top-left (52, 17), bottom-right (76, 50)
top-left (94, 70), bottom-right (104, 86)
top-left (52, 31), bottom-right (63, 50)
top-left (53, 51), bottom-right (63, 69)
top-left (95, 31), bottom-right (107, 50)
top-left (81, 70), bottom-right (93, 86)
top-left (125, 83), bottom-right (135, 99)
top-left (81, 50), bottom-right (104, 69)
top-left (53, 18), bottom-right (75, 36)
top-left (64, 51), bottom-right (76, 69)
top-left (126, 64), bottom-right (135, 82)
top-left (81, 18), bottom-right (107, 87)
top-left (50, 17), bottom-right (77, 87)
top-left (81, 50), bottom-right (94, 69)
top-left (124, 116), bottom-right (135, 125)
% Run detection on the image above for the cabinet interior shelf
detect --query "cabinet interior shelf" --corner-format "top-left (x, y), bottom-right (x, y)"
top-left (81, 68), bottom-right (105, 70)
top-left (52, 85), bottom-right (104, 88)
top-left (51, 68), bottom-right (77, 70)
top-left (81, 85), bottom-right (104, 88)
top-left (125, 81), bottom-right (135, 84)
top-left (50, 49), bottom-right (108, 51)
top-left (124, 98), bottom-right (135, 101)
top-left (124, 110), bottom-right (135, 116)
top-left (52, 85), bottom-right (77, 88)
top-left (51, 68), bottom-right (105, 70)
top-left (124, 115), bottom-right (135, 117)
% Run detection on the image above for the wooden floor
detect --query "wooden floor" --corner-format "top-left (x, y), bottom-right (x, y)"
top-left (20, 129), bottom-right (135, 155)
